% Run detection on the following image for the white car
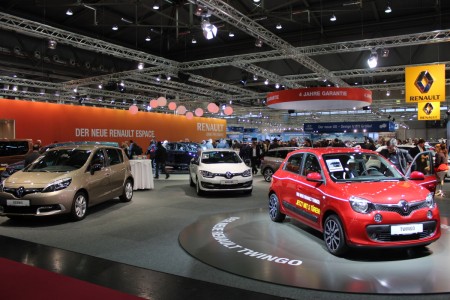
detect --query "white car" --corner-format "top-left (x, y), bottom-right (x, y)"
top-left (189, 149), bottom-right (253, 195)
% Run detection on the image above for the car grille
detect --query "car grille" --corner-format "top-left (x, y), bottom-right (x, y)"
top-left (371, 200), bottom-right (428, 216)
top-left (201, 181), bottom-right (252, 189)
top-left (366, 221), bottom-right (437, 242)
top-left (2, 187), bottom-right (44, 198)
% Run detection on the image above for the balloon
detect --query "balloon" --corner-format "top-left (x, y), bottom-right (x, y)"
top-left (194, 108), bottom-right (204, 117)
top-left (186, 112), bottom-right (194, 119)
top-left (207, 102), bottom-right (219, 113)
top-left (224, 106), bottom-right (233, 115)
top-left (150, 99), bottom-right (158, 108)
top-left (176, 105), bottom-right (187, 115)
top-left (168, 101), bottom-right (177, 110)
top-left (157, 96), bottom-right (167, 106)
top-left (128, 105), bottom-right (138, 114)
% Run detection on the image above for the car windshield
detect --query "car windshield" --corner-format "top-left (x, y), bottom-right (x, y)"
top-left (201, 151), bottom-right (242, 164)
top-left (323, 153), bottom-right (404, 182)
top-left (25, 149), bottom-right (91, 172)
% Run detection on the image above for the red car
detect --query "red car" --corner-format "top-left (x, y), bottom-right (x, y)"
top-left (268, 147), bottom-right (440, 256)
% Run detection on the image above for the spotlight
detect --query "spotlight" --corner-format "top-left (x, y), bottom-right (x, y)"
top-left (275, 83), bottom-right (280, 89)
top-left (276, 23), bottom-right (282, 29)
top-left (66, 9), bottom-right (73, 16)
top-left (330, 14), bottom-right (336, 21)
top-left (367, 49), bottom-right (378, 68)
top-left (386, 90), bottom-right (390, 96)
top-left (255, 39), bottom-right (263, 47)
top-left (201, 19), bottom-right (217, 40)
top-left (253, 74), bottom-right (258, 81)
top-left (48, 40), bottom-right (57, 50)
top-left (117, 82), bottom-right (126, 93)
top-left (385, 5), bottom-right (392, 13)
top-left (145, 36), bottom-right (151, 41)
top-left (191, 37), bottom-right (197, 44)
top-left (152, 1), bottom-right (160, 10)
top-left (381, 48), bottom-right (389, 57)
top-left (253, 0), bottom-right (261, 3)
top-left (112, 24), bottom-right (118, 30)
top-left (137, 62), bottom-right (144, 70)
top-left (240, 75), bottom-right (248, 86)
top-left (228, 31), bottom-right (235, 37)
top-left (264, 79), bottom-right (269, 85)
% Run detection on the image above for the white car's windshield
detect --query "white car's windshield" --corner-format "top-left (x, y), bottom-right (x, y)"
top-left (201, 151), bottom-right (242, 164)
top-left (26, 149), bottom-right (91, 172)
top-left (323, 153), bottom-right (404, 182)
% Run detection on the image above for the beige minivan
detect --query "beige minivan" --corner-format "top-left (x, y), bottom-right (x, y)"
top-left (0, 145), bottom-right (134, 221)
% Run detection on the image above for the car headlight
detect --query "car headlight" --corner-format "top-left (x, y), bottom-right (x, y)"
top-left (242, 169), bottom-right (252, 177)
top-left (200, 170), bottom-right (215, 178)
top-left (426, 192), bottom-right (435, 207)
top-left (42, 178), bottom-right (72, 193)
top-left (349, 196), bottom-right (371, 214)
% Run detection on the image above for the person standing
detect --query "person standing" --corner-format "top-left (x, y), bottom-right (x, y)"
top-left (380, 138), bottom-right (413, 175)
top-left (154, 141), bottom-right (169, 179)
top-left (434, 143), bottom-right (448, 197)
top-left (250, 141), bottom-right (262, 175)
top-left (409, 138), bottom-right (429, 174)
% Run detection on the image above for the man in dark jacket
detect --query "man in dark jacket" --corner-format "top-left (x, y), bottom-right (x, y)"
top-left (154, 141), bottom-right (169, 179)
top-left (380, 138), bottom-right (413, 175)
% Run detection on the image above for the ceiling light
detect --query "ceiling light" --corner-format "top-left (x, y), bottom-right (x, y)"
top-left (112, 24), bottom-right (118, 30)
top-left (330, 14), bottom-right (336, 21)
top-left (386, 90), bottom-right (390, 96)
top-left (276, 23), bottom-right (282, 30)
top-left (253, 74), bottom-right (258, 81)
top-left (48, 40), bottom-right (57, 49)
top-left (153, 1), bottom-right (160, 10)
top-left (385, 5), bottom-right (392, 13)
top-left (166, 75), bottom-right (171, 80)
top-left (264, 79), bottom-right (269, 85)
top-left (381, 48), bottom-right (389, 57)
top-left (367, 49), bottom-right (378, 68)
top-left (145, 36), bottom-right (151, 42)
top-left (255, 39), bottom-right (263, 47)
top-left (201, 19), bottom-right (217, 40)
top-left (253, 0), bottom-right (261, 3)
top-left (66, 9), bottom-right (73, 16)
top-left (275, 83), bottom-right (280, 89)
top-left (137, 62), bottom-right (144, 70)
top-left (228, 31), bottom-right (235, 37)
top-left (191, 37), bottom-right (197, 44)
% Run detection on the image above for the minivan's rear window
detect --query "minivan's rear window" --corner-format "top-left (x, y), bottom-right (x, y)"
top-left (0, 141), bottom-right (30, 156)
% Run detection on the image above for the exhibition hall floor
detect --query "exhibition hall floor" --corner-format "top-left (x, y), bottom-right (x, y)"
top-left (0, 174), bottom-right (449, 300)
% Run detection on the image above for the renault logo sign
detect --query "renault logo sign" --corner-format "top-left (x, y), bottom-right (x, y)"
top-left (16, 187), bottom-right (25, 198)
top-left (415, 71), bottom-right (434, 93)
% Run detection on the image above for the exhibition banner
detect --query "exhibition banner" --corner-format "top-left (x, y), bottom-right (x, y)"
top-left (0, 99), bottom-right (226, 147)
top-left (417, 101), bottom-right (440, 121)
top-left (405, 64), bottom-right (445, 103)
top-left (304, 121), bottom-right (395, 133)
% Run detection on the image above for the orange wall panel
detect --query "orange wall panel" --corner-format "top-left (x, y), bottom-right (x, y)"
top-left (0, 99), bottom-right (226, 147)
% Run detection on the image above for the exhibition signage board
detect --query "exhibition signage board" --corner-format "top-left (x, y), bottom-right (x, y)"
top-left (304, 121), bottom-right (395, 133)
top-left (405, 64), bottom-right (445, 121)
top-left (0, 99), bottom-right (226, 146)
top-left (266, 87), bottom-right (372, 110)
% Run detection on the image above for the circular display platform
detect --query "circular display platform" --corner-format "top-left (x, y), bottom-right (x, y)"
top-left (179, 208), bottom-right (450, 294)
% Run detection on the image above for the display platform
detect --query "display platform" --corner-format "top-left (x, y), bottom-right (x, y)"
top-left (179, 208), bottom-right (450, 294)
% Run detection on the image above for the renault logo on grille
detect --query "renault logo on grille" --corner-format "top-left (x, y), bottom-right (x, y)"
top-left (16, 187), bottom-right (25, 198)
top-left (415, 71), bottom-right (434, 93)
top-left (225, 172), bottom-right (233, 179)
top-left (399, 200), bottom-right (409, 213)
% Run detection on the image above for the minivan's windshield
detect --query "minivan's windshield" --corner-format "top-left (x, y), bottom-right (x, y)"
top-left (323, 153), bottom-right (404, 182)
top-left (26, 149), bottom-right (91, 172)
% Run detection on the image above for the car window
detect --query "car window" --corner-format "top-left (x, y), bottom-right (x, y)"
top-left (284, 153), bottom-right (303, 174)
top-left (91, 150), bottom-right (105, 167)
top-left (0, 141), bottom-right (30, 156)
top-left (278, 150), bottom-right (290, 159)
top-left (323, 153), bottom-right (403, 182)
top-left (26, 149), bottom-right (91, 172)
top-left (201, 151), bottom-right (242, 164)
top-left (302, 153), bottom-right (321, 176)
top-left (105, 148), bottom-right (123, 166)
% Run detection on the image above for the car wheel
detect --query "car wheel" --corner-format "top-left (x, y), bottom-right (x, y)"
top-left (71, 192), bottom-right (87, 221)
top-left (268, 193), bottom-right (285, 222)
top-left (324, 214), bottom-right (348, 256)
top-left (196, 177), bottom-right (204, 196)
top-left (189, 174), bottom-right (195, 187)
top-left (119, 179), bottom-right (133, 202)
top-left (263, 168), bottom-right (274, 182)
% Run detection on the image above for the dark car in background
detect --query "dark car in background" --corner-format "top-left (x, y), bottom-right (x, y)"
top-left (260, 147), bottom-right (300, 182)
top-left (0, 139), bottom-right (33, 172)
top-left (165, 142), bottom-right (201, 170)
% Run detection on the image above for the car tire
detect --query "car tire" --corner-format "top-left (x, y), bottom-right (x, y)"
top-left (196, 177), bottom-right (204, 196)
top-left (119, 179), bottom-right (133, 202)
top-left (268, 193), bottom-right (285, 222)
top-left (263, 168), bottom-right (274, 182)
top-left (324, 214), bottom-right (348, 256)
top-left (243, 188), bottom-right (253, 195)
top-left (189, 174), bottom-right (195, 187)
top-left (71, 191), bottom-right (87, 221)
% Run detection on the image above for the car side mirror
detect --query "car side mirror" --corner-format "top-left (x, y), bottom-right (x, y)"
top-left (409, 171), bottom-right (425, 180)
top-left (306, 172), bottom-right (324, 182)
top-left (90, 163), bottom-right (103, 174)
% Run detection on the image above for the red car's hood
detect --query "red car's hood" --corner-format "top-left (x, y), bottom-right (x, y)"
top-left (337, 180), bottom-right (430, 203)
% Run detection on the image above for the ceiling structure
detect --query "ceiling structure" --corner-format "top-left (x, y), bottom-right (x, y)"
top-left (0, 0), bottom-right (449, 132)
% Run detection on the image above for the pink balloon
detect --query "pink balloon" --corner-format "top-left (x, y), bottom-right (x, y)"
top-left (224, 106), bottom-right (233, 115)
top-left (168, 101), bottom-right (177, 110)
top-left (194, 108), bottom-right (204, 117)
top-left (128, 105), bottom-right (138, 114)
top-left (176, 105), bottom-right (187, 115)
top-left (186, 112), bottom-right (194, 119)
top-left (150, 99), bottom-right (158, 108)
top-left (157, 96), bottom-right (167, 106)
top-left (207, 102), bottom-right (219, 113)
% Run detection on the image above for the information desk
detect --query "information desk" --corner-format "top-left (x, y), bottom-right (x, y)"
top-left (130, 159), bottom-right (154, 190)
